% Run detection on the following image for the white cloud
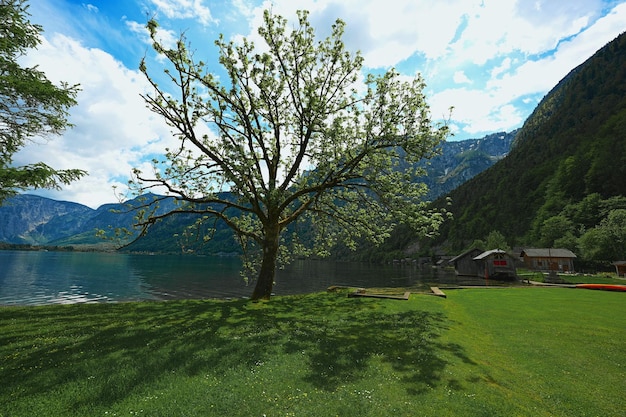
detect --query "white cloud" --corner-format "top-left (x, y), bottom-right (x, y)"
top-left (453, 71), bottom-right (471, 84)
top-left (126, 20), bottom-right (179, 51)
top-left (483, 3), bottom-right (626, 114)
top-left (471, 104), bottom-right (525, 134)
top-left (429, 82), bottom-right (527, 136)
top-left (446, 0), bottom-right (601, 66)
top-left (147, 0), bottom-right (216, 26)
top-left (430, 1), bottom-right (626, 137)
top-left (84, 4), bottom-right (99, 13)
top-left (490, 57), bottom-right (512, 78)
top-left (254, 0), bottom-right (609, 70)
top-left (244, 0), bottom-right (466, 68)
top-left (15, 34), bottom-right (175, 208)
top-left (231, 0), bottom-right (256, 18)
top-left (241, 0), bottom-right (626, 135)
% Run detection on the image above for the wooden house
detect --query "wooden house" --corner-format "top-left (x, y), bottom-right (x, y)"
top-left (449, 248), bottom-right (484, 276)
top-left (473, 249), bottom-right (517, 280)
top-left (613, 261), bottom-right (626, 277)
top-left (519, 248), bottom-right (576, 272)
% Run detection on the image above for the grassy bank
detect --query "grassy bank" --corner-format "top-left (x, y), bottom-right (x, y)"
top-left (1, 288), bottom-right (624, 416)
top-left (516, 270), bottom-right (626, 285)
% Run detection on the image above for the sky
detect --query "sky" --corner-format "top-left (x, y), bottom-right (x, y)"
top-left (14, 0), bottom-right (626, 208)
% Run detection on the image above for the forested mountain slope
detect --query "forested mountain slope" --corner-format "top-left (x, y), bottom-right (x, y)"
top-left (431, 31), bottom-right (626, 254)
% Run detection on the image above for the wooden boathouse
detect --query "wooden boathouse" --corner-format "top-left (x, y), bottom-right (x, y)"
top-left (449, 248), bottom-right (484, 276)
top-left (520, 248), bottom-right (576, 272)
top-left (473, 249), bottom-right (517, 280)
top-left (450, 248), bottom-right (517, 280)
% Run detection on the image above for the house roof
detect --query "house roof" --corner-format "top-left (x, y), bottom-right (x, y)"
top-left (449, 248), bottom-right (484, 263)
top-left (521, 248), bottom-right (577, 258)
top-left (473, 249), bottom-right (509, 260)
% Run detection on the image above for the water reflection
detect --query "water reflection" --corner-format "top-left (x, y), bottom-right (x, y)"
top-left (127, 254), bottom-right (250, 300)
top-left (0, 251), bottom-right (154, 305)
top-left (0, 251), bottom-right (471, 306)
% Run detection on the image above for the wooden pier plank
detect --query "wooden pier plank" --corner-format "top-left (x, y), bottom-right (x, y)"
top-left (430, 287), bottom-right (447, 298)
top-left (349, 291), bottom-right (411, 300)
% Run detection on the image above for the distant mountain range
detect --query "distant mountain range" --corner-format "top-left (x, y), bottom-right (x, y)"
top-left (0, 194), bottom-right (167, 248)
top-left (0, 131), bottom-right (516, 252)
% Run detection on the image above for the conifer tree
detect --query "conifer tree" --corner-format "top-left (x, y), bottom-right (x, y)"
top-left (0, 0), bottom-right (85, 204)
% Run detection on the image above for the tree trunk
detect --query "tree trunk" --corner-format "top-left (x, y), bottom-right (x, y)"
top-left (251, 223), bottom-right (280, 300)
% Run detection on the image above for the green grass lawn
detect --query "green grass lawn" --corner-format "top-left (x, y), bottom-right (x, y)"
top-left (1, 288), bottom-right (624, 416)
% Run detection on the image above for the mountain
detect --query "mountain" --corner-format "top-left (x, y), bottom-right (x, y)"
top-left (0, 194), bottom-right (94, 245)
top-left (0, 193), bottom-right (176, 248)
top-left (428, 31), bottom-right (626, 252)
top-left (0, 132), bottom-right (516, 252)
top-left (421, 130), bottom-right (517, 200)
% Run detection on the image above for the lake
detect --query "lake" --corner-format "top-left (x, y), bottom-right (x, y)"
top-left (0, 250), bottom-right (477, 306)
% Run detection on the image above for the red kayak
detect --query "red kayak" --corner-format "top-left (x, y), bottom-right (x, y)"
top-left (576, 284), bottom-right (626, 292)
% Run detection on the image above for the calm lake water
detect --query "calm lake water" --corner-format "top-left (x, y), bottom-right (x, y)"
top-left (0, 250), bottom-right (476, 306)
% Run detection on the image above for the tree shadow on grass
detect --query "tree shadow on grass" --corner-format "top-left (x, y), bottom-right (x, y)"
top-left (270, 297), bottom-right (473, 394)
top-left (0, 292), bottom-right (478, 411)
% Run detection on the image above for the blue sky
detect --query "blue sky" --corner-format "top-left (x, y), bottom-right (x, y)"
top-left (15, 0), bottom-right (626, 207)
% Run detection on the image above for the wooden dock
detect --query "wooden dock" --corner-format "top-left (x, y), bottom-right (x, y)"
top-left (430, 287), bottom-right (447, 298)
top-left (349, 290), bottom-right (411, 300)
